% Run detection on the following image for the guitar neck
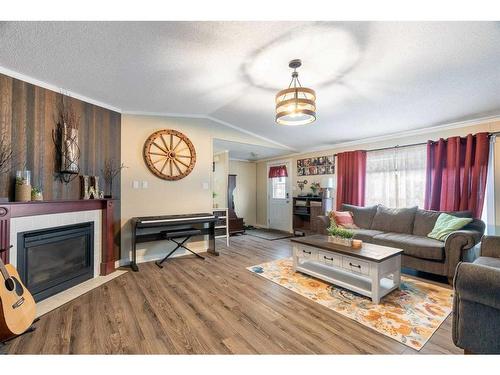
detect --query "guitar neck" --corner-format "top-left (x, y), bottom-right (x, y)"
top-left (0, 257), bottom-right (10, 281)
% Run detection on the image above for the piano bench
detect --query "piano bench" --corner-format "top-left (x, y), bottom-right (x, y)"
top-left (161, 228), bottom-right (202, 239)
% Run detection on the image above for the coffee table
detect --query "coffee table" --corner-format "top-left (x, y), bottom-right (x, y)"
top-left (291, 235), bottom-right (403, 303)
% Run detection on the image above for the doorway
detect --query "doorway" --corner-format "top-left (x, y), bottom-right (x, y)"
top-left (267, 160), bottom-right (292, 232)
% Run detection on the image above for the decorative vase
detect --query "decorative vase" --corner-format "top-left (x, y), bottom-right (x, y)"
top-left (15, 184), bottom-right (31, 202)
top-left (328, 235), bottom-right (353, 247)
top-left (31, 190), bottom-right (43, 201)
top-left (15, 170), bottom-right (32, 202)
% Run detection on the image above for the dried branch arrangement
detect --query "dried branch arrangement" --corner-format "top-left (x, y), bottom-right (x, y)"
top-left (60, 101), bottom-right (81, 129)
top-left (102, 158), bottom-right (127, 197)
top-left (52, 100), bottom-right (81, 183)
top-left (0, 131), bottom-right (13, 175)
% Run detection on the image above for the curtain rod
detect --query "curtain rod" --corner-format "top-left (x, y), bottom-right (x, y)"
top-left (332, 131), bottom-right (499, 157)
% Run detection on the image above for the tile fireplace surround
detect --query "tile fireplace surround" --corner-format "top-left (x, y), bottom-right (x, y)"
top-left (0, 199), bottom-right (116, 277)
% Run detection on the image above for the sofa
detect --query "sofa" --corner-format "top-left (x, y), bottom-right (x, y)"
top-left (316, 204), bottom-right (485, 283)
top-left (452, 235), bottom-right (500, 354)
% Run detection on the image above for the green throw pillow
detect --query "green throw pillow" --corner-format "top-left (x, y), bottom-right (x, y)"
top-left (427, 213), bottom-right (473, 241)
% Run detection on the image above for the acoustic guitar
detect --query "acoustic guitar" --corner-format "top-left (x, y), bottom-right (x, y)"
top-left (0, 254), bottom-right (36, 341)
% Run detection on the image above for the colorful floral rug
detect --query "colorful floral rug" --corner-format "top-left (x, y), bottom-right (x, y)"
top-left (247, 258), bottom-right (453, 350)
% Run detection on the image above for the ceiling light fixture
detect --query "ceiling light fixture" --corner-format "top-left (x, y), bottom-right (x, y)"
top-left (275, 59), bottom-right (316, 126)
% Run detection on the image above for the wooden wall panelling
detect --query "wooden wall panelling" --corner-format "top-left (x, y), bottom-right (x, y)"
top-left (0, 73), bottom-right (122, 261)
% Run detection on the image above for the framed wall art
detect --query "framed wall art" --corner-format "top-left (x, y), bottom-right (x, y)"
top-left (297, 155), bottom-right (334, 176)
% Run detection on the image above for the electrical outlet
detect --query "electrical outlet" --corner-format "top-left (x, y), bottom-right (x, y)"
top-left (132, 180), bottom-right (139, 189)
top-left (141, 181), bottom-right (148, 189)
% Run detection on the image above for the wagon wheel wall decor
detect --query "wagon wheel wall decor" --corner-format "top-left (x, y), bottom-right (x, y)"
top-left (143, 129), bottom-right (197, 180)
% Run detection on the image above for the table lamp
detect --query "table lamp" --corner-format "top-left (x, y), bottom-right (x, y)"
top-left (320, 177), bottom-right (335, 199)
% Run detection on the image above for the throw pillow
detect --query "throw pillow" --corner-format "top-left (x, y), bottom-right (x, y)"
top-left (427, 213), bottom-right (473, 241)
top-left (329, 210), bottom-right (359, 229)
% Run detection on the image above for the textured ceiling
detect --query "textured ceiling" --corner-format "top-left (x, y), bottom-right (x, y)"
top-left (1, 21), bottom-right (500, 151)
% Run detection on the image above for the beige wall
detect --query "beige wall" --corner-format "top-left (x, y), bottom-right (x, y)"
top-left (120, 114), bottom-right (285, 263)
top-left (229, 160), bottom-right (257, 226)
top-left (213, 151), bottom-right (228, 209)
top-left (256, 119), bottom-right (500, 227)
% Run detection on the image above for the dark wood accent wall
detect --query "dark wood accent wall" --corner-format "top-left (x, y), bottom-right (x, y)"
top-left (0, 73), bottom-right (121, 262)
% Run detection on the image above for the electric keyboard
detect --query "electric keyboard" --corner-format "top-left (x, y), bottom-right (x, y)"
top-left (130, 213), bottom-right (218, 271)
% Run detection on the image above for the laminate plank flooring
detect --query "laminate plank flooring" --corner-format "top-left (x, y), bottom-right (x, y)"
top-left (2, 235), bottom-right (462, 354)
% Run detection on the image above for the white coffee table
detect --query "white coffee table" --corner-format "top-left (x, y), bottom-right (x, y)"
top-left (291, 235), bottom-right (403, 304)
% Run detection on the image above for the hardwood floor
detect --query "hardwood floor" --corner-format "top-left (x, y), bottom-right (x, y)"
top-left (2, 235), bottom-right (461, 354)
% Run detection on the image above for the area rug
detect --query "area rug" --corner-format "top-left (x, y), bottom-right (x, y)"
top-left (246, 228), bottom-right (294, 241)
top-left (247, 258), bottom-right (453, 350)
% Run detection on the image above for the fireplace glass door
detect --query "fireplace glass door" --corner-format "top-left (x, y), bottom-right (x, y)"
top-left (17, 222), bottom-right (94, 302)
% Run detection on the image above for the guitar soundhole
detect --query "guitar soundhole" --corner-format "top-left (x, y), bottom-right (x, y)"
top-left (4, 277), bottom-right (24, 296)
top-left (4, 278), bottom-right (15, 291)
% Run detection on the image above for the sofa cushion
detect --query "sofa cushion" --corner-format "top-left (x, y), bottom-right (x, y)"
top-left (474, 256), bottom-right (500, 270)
top-left (351, 228), bottom-right (385, 242)
top-left (413, 209), bottom-right (473, 237)
top-left (371, 232), bottom-right (445, 261)
top-left (341, 204), bottom-right (378, 229)
top-left (328, 210), bottom-right (359, 229)
top-left (370, 205), bottom-right (417, 234)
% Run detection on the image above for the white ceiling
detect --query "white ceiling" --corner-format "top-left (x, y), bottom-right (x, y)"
top-left (213, 138), bottom-right (289, 161)
top-left (1, 21), bottom-right (500, 152)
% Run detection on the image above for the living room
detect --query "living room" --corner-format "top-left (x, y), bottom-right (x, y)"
top-left (1, 1), bottom-right (500, 373)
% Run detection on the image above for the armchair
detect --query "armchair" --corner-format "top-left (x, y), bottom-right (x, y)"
top-left (452, 235), bottom-right (500, 354)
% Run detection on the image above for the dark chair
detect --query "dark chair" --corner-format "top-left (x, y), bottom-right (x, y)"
top-left (452, 235), bottom-right (500, 354)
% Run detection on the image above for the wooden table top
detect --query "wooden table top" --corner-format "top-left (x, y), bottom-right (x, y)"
top-left (291, 234), bottom-right (403, 263)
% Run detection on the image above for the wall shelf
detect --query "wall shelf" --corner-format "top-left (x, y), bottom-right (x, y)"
top-left (213, 208), bottom-right (230, 246)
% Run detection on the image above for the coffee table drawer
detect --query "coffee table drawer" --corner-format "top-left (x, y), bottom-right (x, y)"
top-left (318, 250), bottom-right (341, 267)
top-left (342, 256), bottom-right (370, 276)
top-left (296, 245), bottom-right (318, 260)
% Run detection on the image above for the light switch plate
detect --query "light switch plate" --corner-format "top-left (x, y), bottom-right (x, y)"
top-left (202, 182), bottom-right (209, 190)
top-left (141, 181), bottom-right (148, 189)
top-left (132, 180), bottom-right (139, 189)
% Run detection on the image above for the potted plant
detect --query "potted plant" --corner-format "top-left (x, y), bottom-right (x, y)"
top-left (310, 181), bottom-right (320, 196)
top-left (327, 225), bottom-right (355, 247)
top-left (31, 186), bottom-right (43, 201)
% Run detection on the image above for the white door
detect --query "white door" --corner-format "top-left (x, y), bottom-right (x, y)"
top-left (268, 161), bottom-right (292, 232)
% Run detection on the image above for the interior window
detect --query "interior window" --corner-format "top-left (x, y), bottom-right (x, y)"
top-left (272, 177), bottom-right (286, 199)
top-left (365, 145), bottom-right (426, 208)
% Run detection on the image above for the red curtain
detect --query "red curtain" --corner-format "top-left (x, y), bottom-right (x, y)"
top-left (268, 165), bottom-right (288, 178)
top-left (424, 132), bottom-right (490, 218)
top-left (336, 150), bottom-right (367, 210)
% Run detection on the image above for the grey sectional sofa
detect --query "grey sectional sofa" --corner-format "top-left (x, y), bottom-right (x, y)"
top-left (452, 235), bottom-right (500, 354)
top-left (316, 204), bottom-right (485, 282)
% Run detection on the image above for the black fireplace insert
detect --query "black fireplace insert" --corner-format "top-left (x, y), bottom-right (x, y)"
top-left (17, 222), bottom-right (94, 302)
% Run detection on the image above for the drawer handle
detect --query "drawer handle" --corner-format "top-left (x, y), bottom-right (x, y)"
top-left (349, 262), bottom-right (361, 268)
top-left (302, 250), bottom-right (312, 254)
top-left (323, 256), bottom-right (334, 261)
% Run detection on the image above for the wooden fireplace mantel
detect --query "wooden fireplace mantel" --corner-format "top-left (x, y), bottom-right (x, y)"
top-left (0, 199), bottom-right (116, 276)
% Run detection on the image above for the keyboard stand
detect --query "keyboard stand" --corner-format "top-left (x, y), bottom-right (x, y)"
top-left (155, 228), bottom-right (204, 268)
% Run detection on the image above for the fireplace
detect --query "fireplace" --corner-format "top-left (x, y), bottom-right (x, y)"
top-left (17, 222), bottom-right (94, 302)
